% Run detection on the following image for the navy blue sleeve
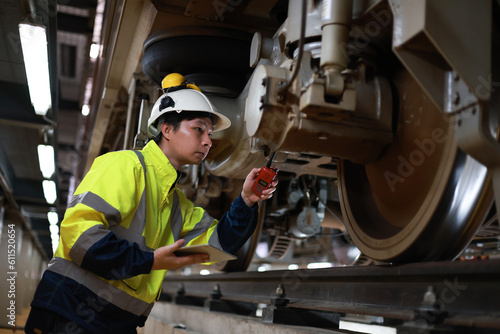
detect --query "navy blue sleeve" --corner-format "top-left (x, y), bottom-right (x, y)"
top-left (217, 195), bottom-right (259, 254)
top-left (80, 232), bottom-right (154, 280)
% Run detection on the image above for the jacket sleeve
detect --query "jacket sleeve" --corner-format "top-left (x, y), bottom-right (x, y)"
top-left (216, 195), bottom-right (259, 254)
top-left (178, 191), bottom-right (259, 255)
top-left (56, 152), bottom-right (154, 280)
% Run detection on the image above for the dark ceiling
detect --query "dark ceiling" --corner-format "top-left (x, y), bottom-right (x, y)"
top-left (0, 0), bottom-right (287, 259)
top-left (0, 0), bottom-right (97, 258)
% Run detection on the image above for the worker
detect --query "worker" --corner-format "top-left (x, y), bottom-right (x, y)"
top-left (25, 74), bottom-right (277, 334)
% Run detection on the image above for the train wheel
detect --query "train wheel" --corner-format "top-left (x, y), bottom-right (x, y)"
top-left (338, 69), bottom-right (495, 263)
top-left (213, 200), bottom-right (267, 272)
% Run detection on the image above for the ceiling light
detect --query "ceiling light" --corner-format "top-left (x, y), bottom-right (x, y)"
top-left (81, 104), bottom-right (90, 116)
top-left (52, 239), bottom-right (59, 254)
top-left (19, 22), bottom-right (52, 116)
top-left (89, 43), bottom-right (100, 59)
top-left (339, 321), bottom-right (397, 334)
top-left (306, 262), bottom-right (333, 269)
top-left (42, 180), bottom-right (57, 204)
top-left (37, 145), bottom-right (55, 178)
top-left (49, 224), bottom-right (59, 235)
top-left (47, 211), bottom-right (58, 225)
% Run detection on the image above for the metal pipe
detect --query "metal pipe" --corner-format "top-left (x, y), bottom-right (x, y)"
top-left (278, 0), bottom-right (307, 96)
top-left (320, 0), bottom-right (353, 96)
top-left (320, 0), bottom-right (353, 70)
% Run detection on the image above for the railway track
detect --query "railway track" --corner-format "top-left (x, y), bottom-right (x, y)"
top-left (161, 259), bottom-right (500, 333)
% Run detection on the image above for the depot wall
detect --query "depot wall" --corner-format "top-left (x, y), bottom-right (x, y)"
top-left (0, 205), bottom-right (47, 328)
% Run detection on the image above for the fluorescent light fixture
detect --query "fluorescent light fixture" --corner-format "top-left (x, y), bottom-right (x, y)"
top-left (48, 210), bottom-right (59, 253)
top-left (89, 43), bottom-right (100, 59)
top-left (306, 262), bottom-right (333, 269)
top-left (37, 144), bottom-right (55, 178)
top-left (52, 239), bottom-right (59, 254)
top-left (19, 22), bottom-right (52, 115)
top-left (49, 224), bottom-right (59, 235)
top-left (288, 264), bottom-right (299, 270)
top-left (42, 180), bottom-right (57, 204)
top-left (258, 263), bottom-right (272, 272)
top-left (81, 104), bottom-right (90, 116)
top-left (339, 321), bottom-right (397, 334)
top-left (47, 211), bottom-right (58, 225)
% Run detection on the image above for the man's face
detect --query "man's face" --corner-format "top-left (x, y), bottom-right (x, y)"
top-left (163, 117), bottom-right (214, 168)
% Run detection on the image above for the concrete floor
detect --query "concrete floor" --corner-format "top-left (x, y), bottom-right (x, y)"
top-left (140, 302), bottom-right (345, 334)
top-left (1, 303), bottom-right (344, 333)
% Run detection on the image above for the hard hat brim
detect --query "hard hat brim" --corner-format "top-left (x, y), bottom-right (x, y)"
top-left (208, 110), bottom-right (231, 132)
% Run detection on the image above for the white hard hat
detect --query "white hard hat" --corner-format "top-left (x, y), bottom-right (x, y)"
top-left (147, 89), bottom-right (231, 137)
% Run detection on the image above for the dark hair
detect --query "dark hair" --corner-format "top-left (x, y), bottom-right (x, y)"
top-left (153, 111), bottom-right (215, 143)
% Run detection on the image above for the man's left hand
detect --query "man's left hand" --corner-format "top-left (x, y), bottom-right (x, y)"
top-left (241, 168), bottom-right (278, 207)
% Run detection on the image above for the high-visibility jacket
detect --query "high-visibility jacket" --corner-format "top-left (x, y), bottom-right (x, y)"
top-left (29, 141), bottom-right (258, 333)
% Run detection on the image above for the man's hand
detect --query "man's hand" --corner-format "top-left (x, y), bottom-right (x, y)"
top-left (241, 168), bottom-right (278, 207)
top-left (151, 239), bottom-right (210, 270)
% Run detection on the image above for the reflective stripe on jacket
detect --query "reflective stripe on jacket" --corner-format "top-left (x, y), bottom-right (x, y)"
top-left (30, 140), bottom-right (259, 332)
top-left (42, 141), bottom-right (247, 315)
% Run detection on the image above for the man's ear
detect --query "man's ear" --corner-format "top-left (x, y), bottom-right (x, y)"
top-left (161, 122), bottom-right (170, 140)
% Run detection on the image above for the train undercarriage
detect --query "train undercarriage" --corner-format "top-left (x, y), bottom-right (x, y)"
top-left (1, 0), bottom-right (500, 332)
top-left (98, 0), bottom-right (500, 272)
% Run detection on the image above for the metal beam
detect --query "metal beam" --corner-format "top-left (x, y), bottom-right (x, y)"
top-left (162, 260), bottom-right (500, 332)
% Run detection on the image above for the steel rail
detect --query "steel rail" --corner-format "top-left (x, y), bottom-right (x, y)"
top-left (161, 260), bottom-right (500, 332)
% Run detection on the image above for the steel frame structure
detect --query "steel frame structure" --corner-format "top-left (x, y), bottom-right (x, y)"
top-left (161, 260), bottom-right (500, 333)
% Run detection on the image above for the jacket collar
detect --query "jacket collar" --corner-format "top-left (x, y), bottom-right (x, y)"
top-left (141, 140), bottom-right (180, 196)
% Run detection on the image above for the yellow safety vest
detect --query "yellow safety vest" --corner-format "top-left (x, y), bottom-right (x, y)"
top-left (48, 140), bottom-right (220, 317)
